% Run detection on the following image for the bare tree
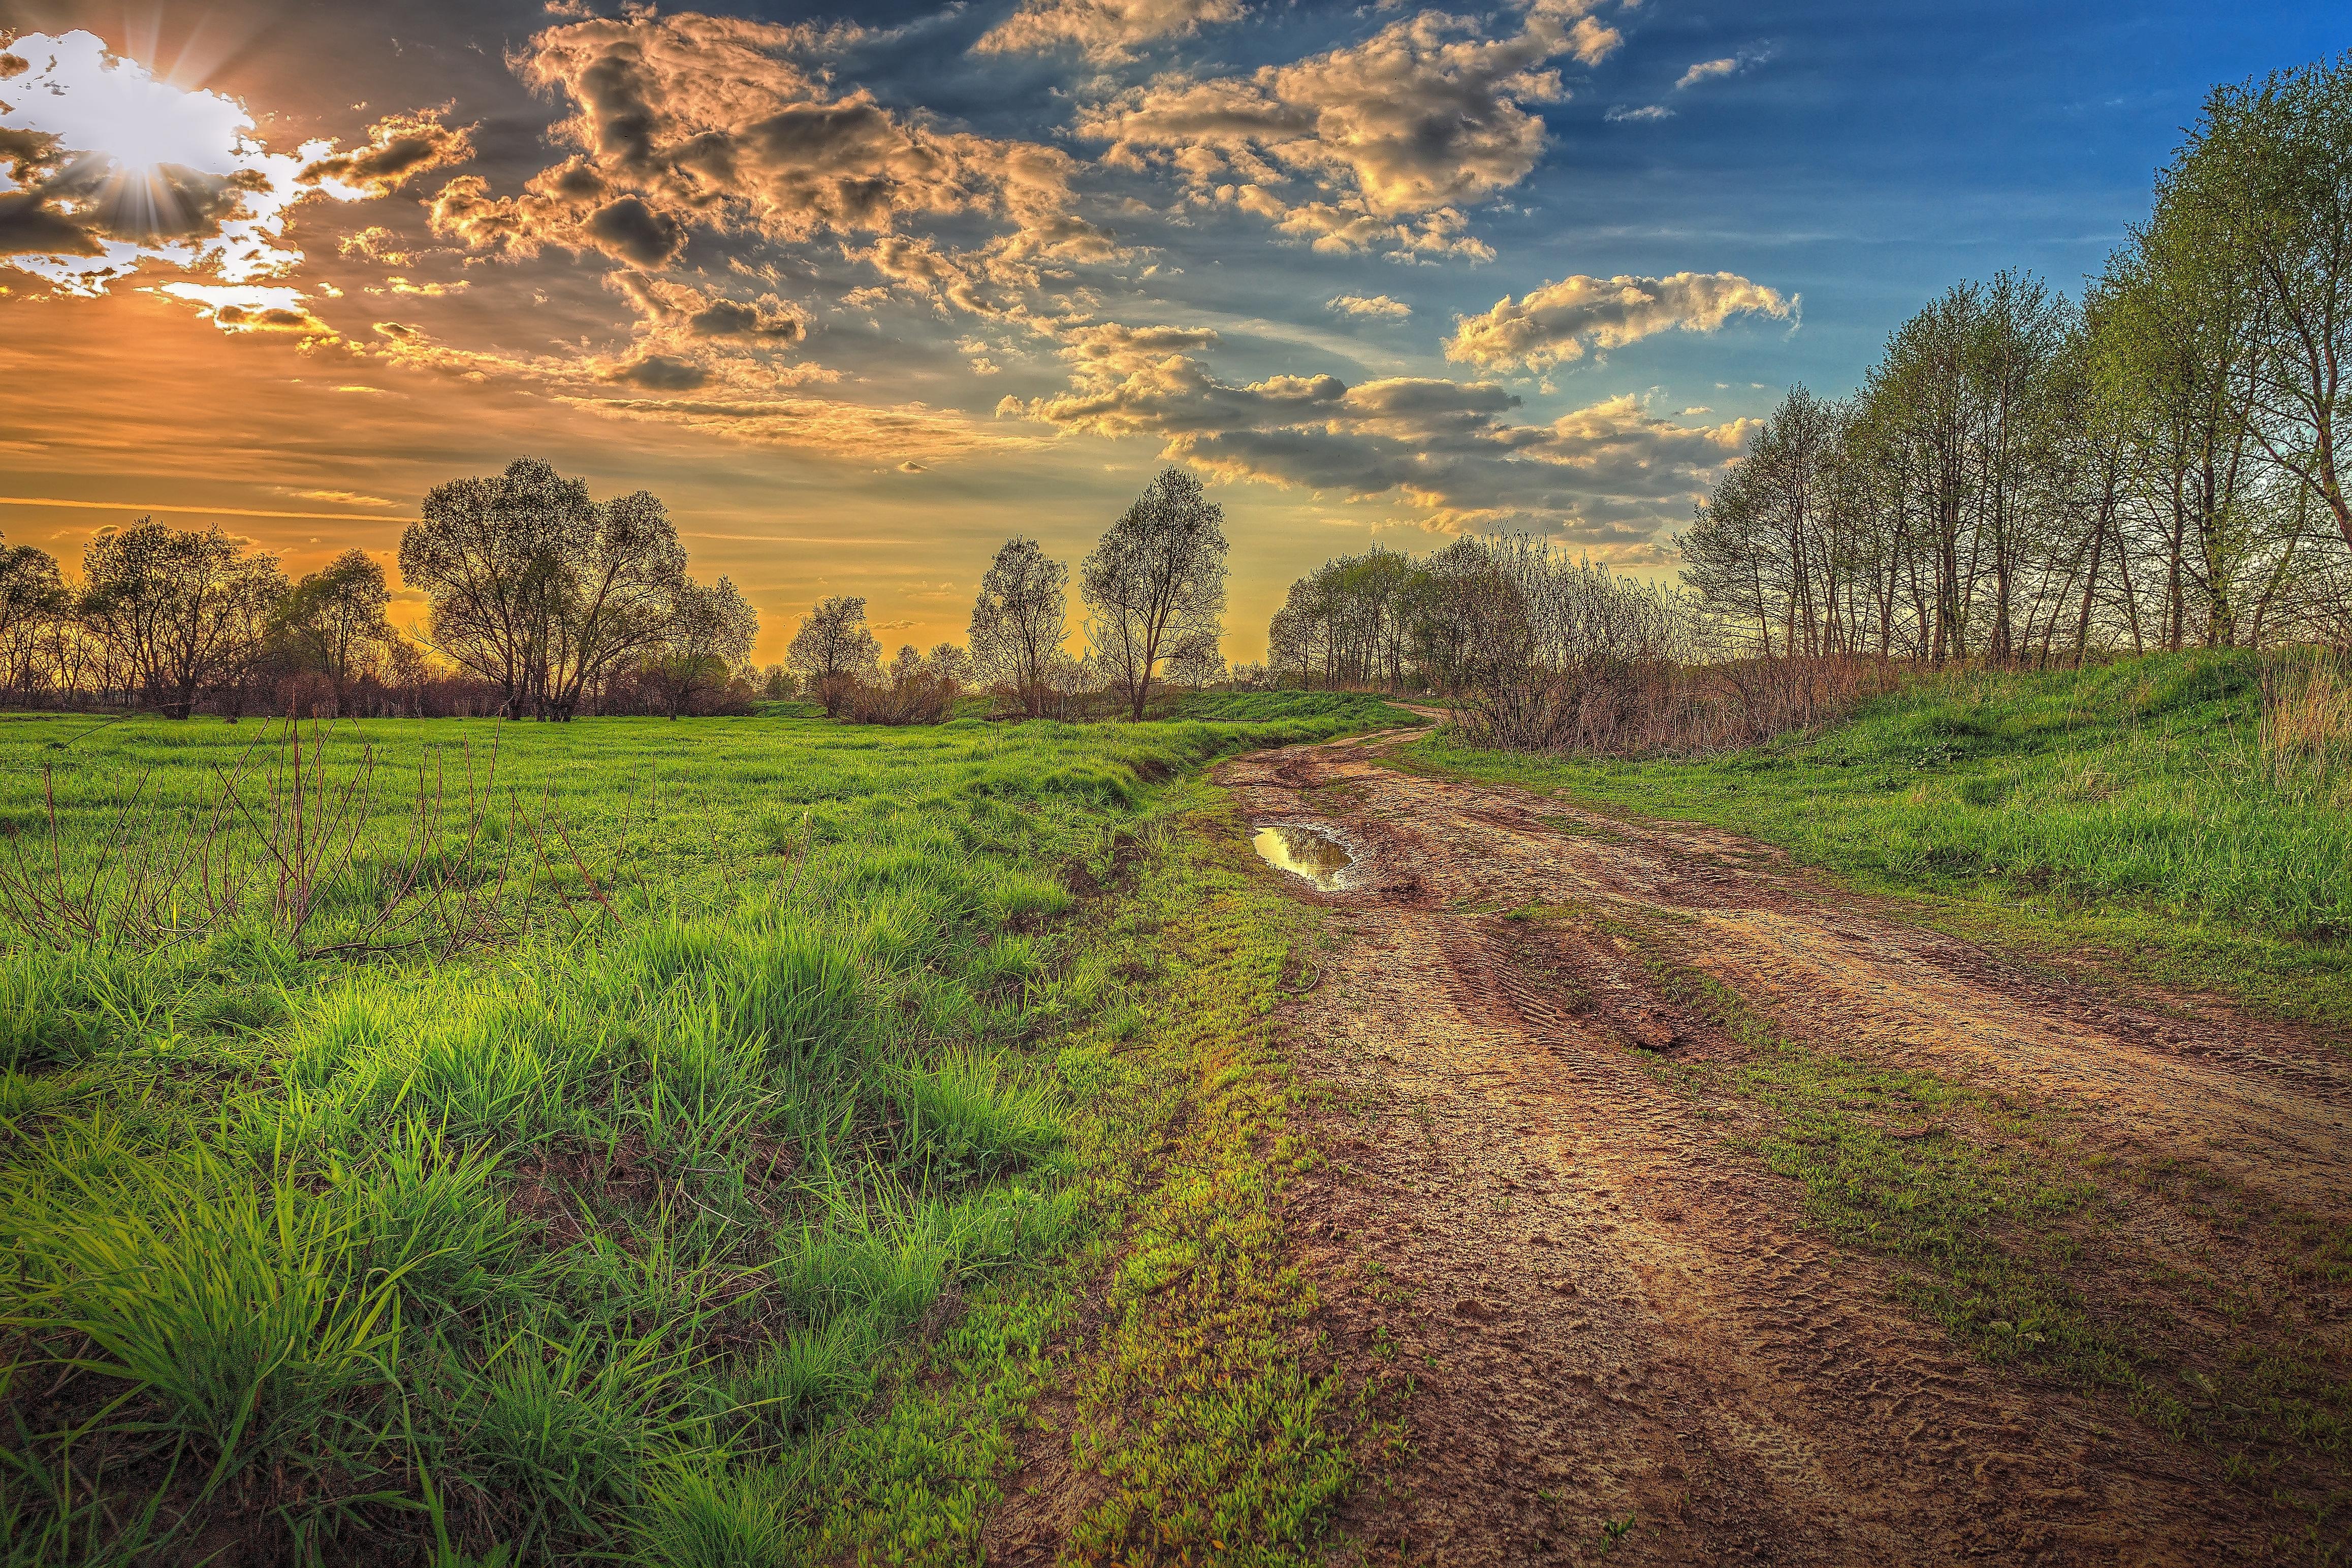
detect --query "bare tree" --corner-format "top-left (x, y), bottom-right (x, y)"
top-left (786, 594), bottom-right (880, 715)
top-left (1082, 468), bottom-right (1228, 721)
top-left (967, 536), bottom-right (1068, 716)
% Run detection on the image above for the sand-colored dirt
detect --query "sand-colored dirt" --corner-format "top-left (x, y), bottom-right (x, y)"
top-left (1220, 724), bottom-right (2352, 1565)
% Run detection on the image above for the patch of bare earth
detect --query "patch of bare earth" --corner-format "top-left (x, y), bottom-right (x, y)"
top-left (1219, 726), bottom-right (2350, 1565)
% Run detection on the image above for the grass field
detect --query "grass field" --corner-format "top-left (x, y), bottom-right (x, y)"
top-left (1395, 649), bottom-right (2352, 1029)
top-left (0, 693), bottom-right (1407, 1566)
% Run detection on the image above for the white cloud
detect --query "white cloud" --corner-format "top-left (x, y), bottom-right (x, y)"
top-left (974, 0), bottom-right (1246, 63)
top-left (1076, 0), bottom-right (1624, 257)
top-left (1605, 104), bottom-right (1672, 122)
top-left (1675, 48), bottom-right (1769, 90)
top-left (1443, 271), bottom-right (1794, 372)
top-left (1327, 293), bottom-right (1412, 319)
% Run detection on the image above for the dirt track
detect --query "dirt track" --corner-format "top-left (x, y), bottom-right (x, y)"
top-left (1219, 724), bottom-right (2352, 1565)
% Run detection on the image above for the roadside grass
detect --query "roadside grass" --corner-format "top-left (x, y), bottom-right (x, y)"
top-left (1394, 649), bottom-right (2352, 1030)
top-left (0, 693), bottom-right (1406, 1565)
top-left (1572, 908), bottom-right (2352, 1541)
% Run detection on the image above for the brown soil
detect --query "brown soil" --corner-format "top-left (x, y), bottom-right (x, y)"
top-left (1219, 723), bottom-right (2352, 1566)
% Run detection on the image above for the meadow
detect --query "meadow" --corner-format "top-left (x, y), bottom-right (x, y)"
top-left (0, 692), bottom-right (1406, 1566)
top-left (1398, 648), bottom-right (2352, 1027)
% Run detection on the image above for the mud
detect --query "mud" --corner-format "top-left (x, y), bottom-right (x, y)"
top-left (1219, 723), bottom-right (2352, 1565)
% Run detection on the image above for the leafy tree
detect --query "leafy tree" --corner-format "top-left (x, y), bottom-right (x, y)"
top-left (400, 457), bottom-right (685, 720)
top-left (274, 549), bottom-right (396, 701)
top-left (79, 519), bottom-right (287, 718)
top-left (0, 539), bottom-right (68, 699)
top-left (967, 537), bottom-right (1068, 716)
top-left (2167, 54), bottom-right (2352, 555)
top-left (785, 594), bottom-right (880, 716)
top-left (925, 643), bottom-right (972, 691)
top-left (649, 575), bottom-right (758, 718)
top-left (1081, 468), bottom-right (1228, 720)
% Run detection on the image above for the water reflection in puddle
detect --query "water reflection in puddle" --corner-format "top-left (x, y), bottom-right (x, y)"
top-left (1252, 824), bottom-right (1354, 891)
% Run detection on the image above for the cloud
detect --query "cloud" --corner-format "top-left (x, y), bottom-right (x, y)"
top-left (159, 282), bottom-right (340, 337)
top-left (431, 11), bottom-right (1106, 279)
top-left (1605, 104), bottom-right (1671, 122)
top-left (292, 489), bottom-right (398, 507)
top-left (1443, 271), bottom-right (1794, 372)
top-left (974, 0), bottom-right (1246, 62)
top-left (0, 31), bottom-right (471, 295)
top-left (297, 110), bottom-right (473, 198)
top-left (1005, 326), bottom-right (1752, 540)
top-left (556, 394), bottom-right (1047, 461)
top-left (1675, 48), bottom-right (1768, 90)
top-left (1075, 0), bottom-right (1623, 256)
top-left (1327, 293), bottom-right (1411, 319)
top-left (0, 191), bottom-right (103, 257)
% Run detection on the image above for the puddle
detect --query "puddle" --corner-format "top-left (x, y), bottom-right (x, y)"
top-left (1252, 823), bottom-right (1355, 891)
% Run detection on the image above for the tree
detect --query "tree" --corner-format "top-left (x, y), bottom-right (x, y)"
top-left (1166, 629), bottom-right (1226, 689)
top-left (786, 594), bottom-right (880, 715)
top-left (79, 519), bottom-right (287, 718)
top-left (650, 575), bottom-right (758, 718)
top-left (2168, 54), bottom-right (2352, 555)
top-left (275, 549), bottom-right (395, 704)
top-left (925, 643), bottom-right (972, 691)
top-left (0, 540), bottom-right (68, 700)
top-left (400, 457), bottom-right (686, 720)
top-left (967, 537), bottom-right (1069, 717)
top-left (1081, 468), bottom-right (1228, 721)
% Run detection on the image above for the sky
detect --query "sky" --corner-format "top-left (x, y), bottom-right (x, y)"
top-left (0, 0), bottom-right (2338, 661)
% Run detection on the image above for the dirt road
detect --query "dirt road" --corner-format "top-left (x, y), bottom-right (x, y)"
top-left (1219, 724), bottom-right (2352, 1565)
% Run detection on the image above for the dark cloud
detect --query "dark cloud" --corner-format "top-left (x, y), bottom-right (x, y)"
top-left (0, 126), bottom-right (61, 182)
top-left (1011, 330), bottom-right (1754, 535)
top-left (607, 352), bottom-right (711, 390)
top-left (298, 111), bottom-right (475, 197)
top-left (585, 194), bottom-right (685, 266)
top-left (0, 191), bottom-right (102, 257)
top-left (686, 297), bottom-right (805, 341)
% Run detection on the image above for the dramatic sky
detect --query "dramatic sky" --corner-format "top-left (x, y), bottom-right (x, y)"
top-left (0, 1), bottom-right (2334, 659)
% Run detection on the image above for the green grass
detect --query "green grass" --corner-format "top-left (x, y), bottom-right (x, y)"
top-left (1395, 650), bottom-right (2352, 1029)
top-left (0, 693), bottom-right (1409, 1565)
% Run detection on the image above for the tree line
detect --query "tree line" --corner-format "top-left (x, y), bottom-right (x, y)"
top-left (0, 458), bottom-right (760, 720)
top-left (0, 461), bottom-right (1233, 726)
top-left (780, 465), bottom-right (1230, 724)
top-left (1681, 56), bottom-right (2352, 661)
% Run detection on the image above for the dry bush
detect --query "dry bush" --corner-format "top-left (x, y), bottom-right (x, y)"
top-left (844, 674), bottom-right (957, 725)
top-left (1457, 654), bottom-right (1904, 757)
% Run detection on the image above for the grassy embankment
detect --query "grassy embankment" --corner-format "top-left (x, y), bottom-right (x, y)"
top-left (1401, 649), bottom-right (2352, 1028)
top-left (0, 691), bottom-right (1402, 1566)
